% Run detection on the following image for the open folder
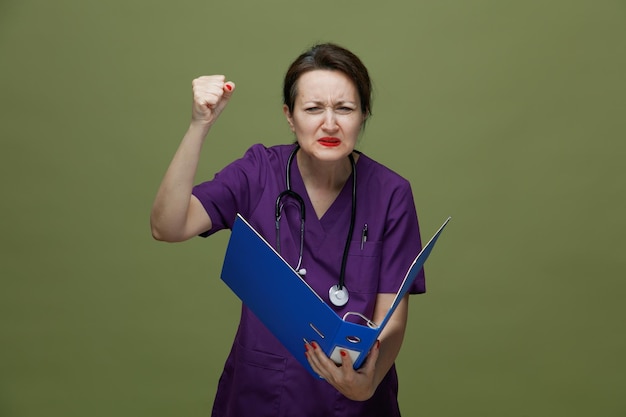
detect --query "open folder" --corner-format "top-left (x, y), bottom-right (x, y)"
top-left (220, 213), bottom-right (451, 377)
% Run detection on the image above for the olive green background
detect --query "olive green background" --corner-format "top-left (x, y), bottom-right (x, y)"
top-left (1, 0), bottom-right (625, 416)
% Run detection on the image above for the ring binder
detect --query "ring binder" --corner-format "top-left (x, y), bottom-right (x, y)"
top-left (220, 213), bottom-right (451, 376)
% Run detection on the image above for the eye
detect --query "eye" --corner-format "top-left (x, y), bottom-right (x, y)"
top-left (336, 106), bottom-right (354, 114)
top-left (305, 106), bottom-right (323, 114)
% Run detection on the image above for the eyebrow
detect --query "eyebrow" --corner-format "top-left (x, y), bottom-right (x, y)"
top-left (302, 99), bottom-right (357, 106)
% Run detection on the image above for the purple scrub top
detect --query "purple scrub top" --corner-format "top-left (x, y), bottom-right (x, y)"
top-left (192, 144), bottom-right (425, 417)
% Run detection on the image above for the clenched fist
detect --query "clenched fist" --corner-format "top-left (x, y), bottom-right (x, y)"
top-left (191, 75), bottom-right (235, 127)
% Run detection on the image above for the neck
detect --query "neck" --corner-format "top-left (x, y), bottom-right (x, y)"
top-left (296, 150), bottom-right (354, 192)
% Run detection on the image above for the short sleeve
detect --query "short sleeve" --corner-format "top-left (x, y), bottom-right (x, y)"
top-left (378, 181), bottom-right (426, 295)
top-left (191, 144), bottom-right (270, 237)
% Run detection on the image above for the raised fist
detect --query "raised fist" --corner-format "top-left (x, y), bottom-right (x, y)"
top-left (190, 75), bottom-right (235, 126)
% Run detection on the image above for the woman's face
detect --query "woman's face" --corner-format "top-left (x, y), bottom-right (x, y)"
top-left (283, 70), bottom-right (366, 163)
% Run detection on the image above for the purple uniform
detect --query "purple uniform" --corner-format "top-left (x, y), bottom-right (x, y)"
top-left (192, 143), bottom-right (425, 417)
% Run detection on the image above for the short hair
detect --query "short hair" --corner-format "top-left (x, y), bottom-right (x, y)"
top-left (283, 43), bottom-right (372, 117)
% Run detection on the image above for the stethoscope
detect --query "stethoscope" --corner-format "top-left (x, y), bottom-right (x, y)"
top-left (275, 145), bottom-right (357, 307)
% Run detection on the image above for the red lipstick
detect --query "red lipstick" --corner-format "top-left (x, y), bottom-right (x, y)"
top-left (318, 137), bottom-right (341, 147)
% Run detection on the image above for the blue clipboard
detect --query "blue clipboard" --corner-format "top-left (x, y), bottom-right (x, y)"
top-left (220, 213), bottom-right (451, 377)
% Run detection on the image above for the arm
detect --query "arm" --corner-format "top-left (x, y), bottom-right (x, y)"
top-left (305, 293), bottom-right (410, 401)
top-left (370, 293), bottom-right (409, 388)
top-left (150, 75), bottom-right (235, 242)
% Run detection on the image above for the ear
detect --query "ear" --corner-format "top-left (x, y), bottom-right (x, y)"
top-left (283, 104), bottom-right (295, 132)
top-left (359, 111), bottom-right (369, 130)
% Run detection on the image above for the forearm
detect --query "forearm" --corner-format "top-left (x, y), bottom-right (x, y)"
top-left (373, 318), bottom-right (406, 387)
top-left (372, 294), bottom-right (409, 388)
top-left (150, 122), bottom-right (211, 241)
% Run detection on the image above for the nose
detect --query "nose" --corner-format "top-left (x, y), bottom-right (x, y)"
top-left (322, 109), bottom-right (338, 132)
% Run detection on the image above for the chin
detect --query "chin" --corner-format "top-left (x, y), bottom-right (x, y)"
top-left (314, 147), bottom-right (352, 161)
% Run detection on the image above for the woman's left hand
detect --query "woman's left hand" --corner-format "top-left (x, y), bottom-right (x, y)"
top-left (305, 340), bottom-right (381, 401)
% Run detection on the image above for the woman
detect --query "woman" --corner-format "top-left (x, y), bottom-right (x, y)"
top-left (151, 43), bottom-right (426, 417)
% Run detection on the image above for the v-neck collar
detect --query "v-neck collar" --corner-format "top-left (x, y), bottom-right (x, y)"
top-left (289, 152), bottom-right (355, 236)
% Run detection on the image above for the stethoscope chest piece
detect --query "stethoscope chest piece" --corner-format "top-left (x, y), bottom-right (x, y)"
top-left (329, 284), bottom-right (350, 307)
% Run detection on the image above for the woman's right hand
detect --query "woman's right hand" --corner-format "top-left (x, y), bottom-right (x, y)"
top-left (191, 75), bottom-right (235, 127)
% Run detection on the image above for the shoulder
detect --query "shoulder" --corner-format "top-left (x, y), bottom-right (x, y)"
top-left (239, 143), bottom-right (294, 168)
top-left (221, 143), bottom-right (294, 174)
top-left (356, 152), bottom-right (413, 193)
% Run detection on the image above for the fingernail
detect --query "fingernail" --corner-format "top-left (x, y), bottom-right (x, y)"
top-left (225, 83), bottom-right (233, 91)
top-left (376, 340), bottom-right (381, 349)
top-left (312, 342), bottom-right (318, 350)
top-left (305, 343), bottom-right (309, 352)
top-left (340, 350), bottom-right (347, 357)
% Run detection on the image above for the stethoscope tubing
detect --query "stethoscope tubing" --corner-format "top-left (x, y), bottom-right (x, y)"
top-left (339, 153), bottom-right (357, 290)
top-left (276, 144), bottom-right (357, 291)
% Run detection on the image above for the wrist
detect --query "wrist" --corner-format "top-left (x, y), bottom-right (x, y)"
top-left (188, 120), bottom-right (213, 137)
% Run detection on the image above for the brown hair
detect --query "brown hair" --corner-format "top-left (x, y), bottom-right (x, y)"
top-left (283, 43), bottom-right (372, 118)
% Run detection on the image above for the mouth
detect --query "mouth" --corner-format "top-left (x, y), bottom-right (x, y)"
top-left (318, 137), bottom-right (341, 147)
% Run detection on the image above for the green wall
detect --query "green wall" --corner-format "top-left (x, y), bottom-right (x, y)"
top-left (1, 0), bottom-right (625, 416)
